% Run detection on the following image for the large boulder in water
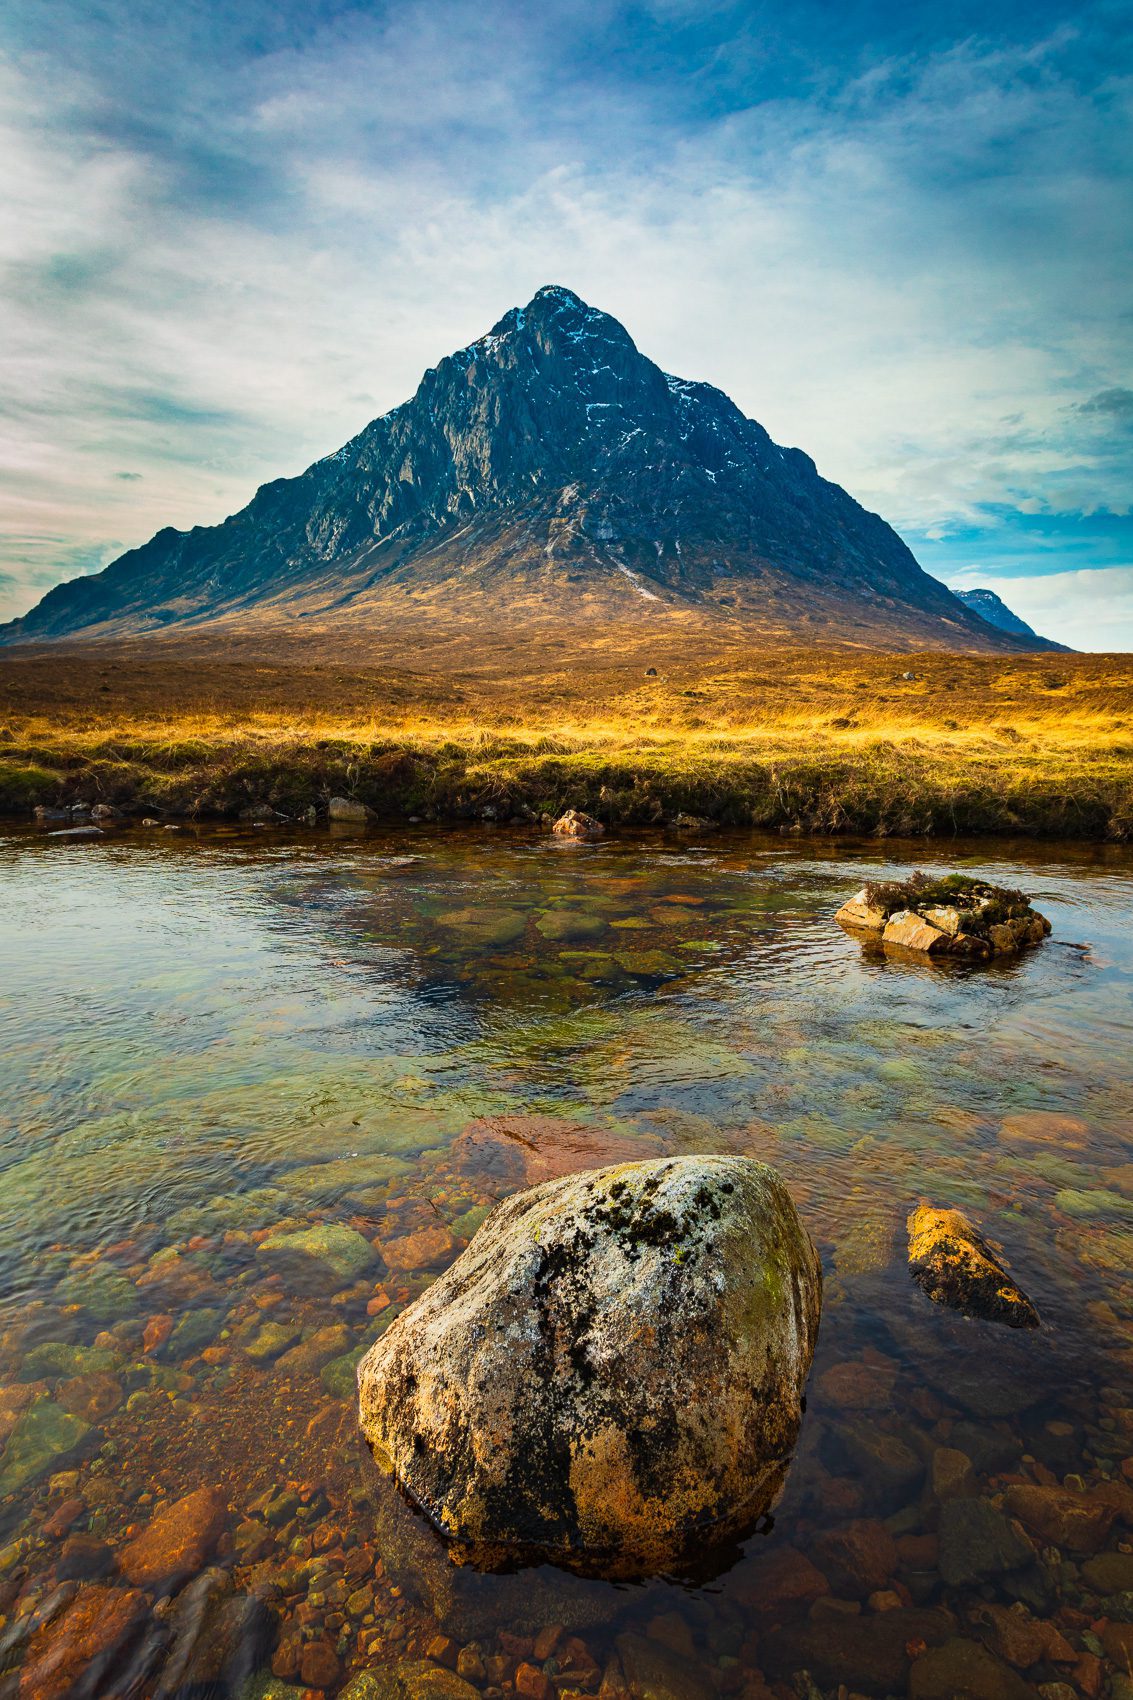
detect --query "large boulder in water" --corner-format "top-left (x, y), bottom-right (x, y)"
top-left (356, 1155), bottom-right (821, 1578)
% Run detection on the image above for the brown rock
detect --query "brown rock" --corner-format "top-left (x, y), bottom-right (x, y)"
top-left (616, 1632), bottom-right (714, 1700)
top-left (908, 1636), bottom-right (1037, 1700)
top-left (882, 911), bottom-right (951, 953)
top-left (988, 922), bottom-right (1020, 954)
top-left (1002, 1483), bottom-right (1115, 1553)
top-left (834, 891), bottom-right (887, 934)
top-left (18, 1584), bottom-right (148, 1700)
top-left (735, 1545), bottom-right (830, 1617)
top-left (815, 1360), bottom-right (896, 1410)
top-left (118, 1485), bottom-right (228, 1591)
top-left (1080, 1549), bottom-right (1133, 1594)
top-left (1101, 1619), bottom-right (1133, 1675)
top-left (552, 809), bottom-right (604, 840)
top-left (907, 1205), bottom-right (1040, 1327)
top-left (275, 1323), bottom-right (352, 1375)
top-left (810, 1520), bottom-right (896, 1599)
top-left (41, 1496), bottom-right (85, 1539)
top-left (449, 1114), bottom-right (662, 1190)
top-left (931, 1445), bottom-right (977, 1501)
top-left (299, 1637), bottom-right (341, 1689)
top-left (761, 1606), bottom-right (952, 1695)
top-left (972, 1602), bottom-right (1067, 1669)
top-left (143, 1314), bottom-right (174, 1353)
top-left (379, 1222), bottom-right (457, 1271)
top-left (57, 1533), bottom-right (115, 1580)
top-left (56, 1372), bottom-right (123, 1424)
top-left (515, 1662), bottom-right (554, 1700)
top-left (998, 1112), bottom-right (1089, 1151)
top-left (426, 1634), bottom-right (461, 1668)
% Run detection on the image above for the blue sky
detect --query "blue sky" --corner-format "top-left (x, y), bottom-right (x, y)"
top-left (1, 0), bottom-right (1130, 647)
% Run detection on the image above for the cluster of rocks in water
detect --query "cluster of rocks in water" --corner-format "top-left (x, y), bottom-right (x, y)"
top-left (836, 872), bottom-right (1052, 960)
top-left (0, 1123), bottom-right (1131, 1700)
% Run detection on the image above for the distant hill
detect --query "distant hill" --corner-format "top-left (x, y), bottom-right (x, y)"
top-left (1, 286), bottom-right (1053, 651)
top-left (954, 587), bottom-right (1071, 652)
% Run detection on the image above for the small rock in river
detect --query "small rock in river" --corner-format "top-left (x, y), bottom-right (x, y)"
top-left (551, 808), bottom-right (604, 840)
top-left (17, 1583), bottom-right (149, 1700)
top-left (257, 1223), bottom-right (376, 1290)
top-left (907, 1204), bottom-right (1040, 1328)
top-left (328, 796), bottom-right (374, 822)
top-left (357, 1155), bottom-right (821, 1578)
top-left (118, 1485), bottom-right (229, 1592)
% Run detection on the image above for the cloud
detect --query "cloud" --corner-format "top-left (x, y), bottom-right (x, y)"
top-left (1076, 387), bottom-right (1133, 419)
top-left (948, 564), bottom-right (1133, 651)
top-left (0, 0), bottom-right (1130, 633)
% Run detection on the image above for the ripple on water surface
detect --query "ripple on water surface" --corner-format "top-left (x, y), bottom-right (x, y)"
top-left (0, 825), bottom-right (1131, 1697)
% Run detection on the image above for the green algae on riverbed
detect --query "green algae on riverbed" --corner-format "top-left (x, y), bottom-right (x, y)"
top-left (0, 825), bottom-right (1132, 1697)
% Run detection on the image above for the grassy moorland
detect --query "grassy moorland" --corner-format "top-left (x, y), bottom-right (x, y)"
top-left (2, 628), bottom-right (1131, 838)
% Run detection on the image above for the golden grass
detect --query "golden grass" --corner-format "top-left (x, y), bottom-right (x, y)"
top-left (2, 628), bottom-right (1131, 838)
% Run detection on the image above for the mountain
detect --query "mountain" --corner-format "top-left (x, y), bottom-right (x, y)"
top-left (1, 285), bottom-right (1049, 650)
top-left (954, 587), bottom-right (1071, 652)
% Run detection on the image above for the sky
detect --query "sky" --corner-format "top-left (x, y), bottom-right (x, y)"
top-left (0, 0), bottom-right (1130, 648)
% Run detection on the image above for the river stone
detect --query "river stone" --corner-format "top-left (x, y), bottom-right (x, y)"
top-left (257, 1223), bottom-right (376, 1290)
top-left (908, 1205), bottom-right (1039, 1328)
top-left (357, 1155), bottom-right (821, 1577)
top-left (0, 1400), bottom-right (92, 1497)
top-left (328, 796), bottom-right (374, 822)
top-left (338, 1664), bottom-right (481, 1700)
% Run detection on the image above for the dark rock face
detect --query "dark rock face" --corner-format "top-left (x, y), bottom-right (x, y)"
top-left (3, 286), bottom-right (1044, 649)
top-left (955, 587), bottom-right (1071, 651)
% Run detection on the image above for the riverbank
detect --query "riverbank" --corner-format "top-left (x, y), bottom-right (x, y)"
top-left (2, 635), bottom-right (1131, 838)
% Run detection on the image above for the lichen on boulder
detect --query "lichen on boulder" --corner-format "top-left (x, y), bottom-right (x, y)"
top-left (835, 872), bottom-right (1051, 961)
top-left (907, 1205), bottom-right (1040, 1329)
top-left (356, 1155), bottom-right (821, 1578)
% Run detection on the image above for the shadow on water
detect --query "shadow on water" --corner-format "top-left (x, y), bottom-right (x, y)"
top-left (0, 823), bottom-right (1131, 1695)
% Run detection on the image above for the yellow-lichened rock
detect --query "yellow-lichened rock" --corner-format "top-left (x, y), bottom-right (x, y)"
top-left (834, 890), bottom-right (887, 933)
top-left (357, 1156), bottom-right (822, 1578)
top-left (907, 1205), bottom-right (1039, 1329)
top-left (882, 911), bottom-right (951, 953)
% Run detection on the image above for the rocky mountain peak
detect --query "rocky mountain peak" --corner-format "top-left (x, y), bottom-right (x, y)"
top-left (0, 288), bottom-right (1059, 650)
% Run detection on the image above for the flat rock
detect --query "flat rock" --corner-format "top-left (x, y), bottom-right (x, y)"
top-left (1002, 1483), bottom-right (1116, 1554)
top-left (908, 1205), bottom-right (1039, 1327)
top-left (616, 1631), bottom-right (715, 1700)
top-left (938, 1496), bottom-right (1035, 1586)
top-left (761, 1606), bottom-right (952, 1696)
top-left (358, 1155), bottom-right (821, 1577)
top-left (448, 1114), bottom-right (663, 1191)
top-left (18, 1584), bottom-right (148, 1700)
top-left (908, 1636), bottom-right (1038, 1700)
top-left (257, 1223), bottom-right (376, 1290)
top-left (0, 1398), bottom-right (92, 1496)
top-left (118, 1485), bottom-right (229, 1592)
top-left (882, 911), bottom-right (952, 953)
top-left (834, 890), bottom-right (887, 933)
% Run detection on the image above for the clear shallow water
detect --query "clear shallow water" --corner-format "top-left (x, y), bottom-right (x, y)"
top-left (1, 824), bottom-right (1132, 1698)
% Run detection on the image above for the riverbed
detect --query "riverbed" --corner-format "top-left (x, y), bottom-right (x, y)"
top-left (1, 824), bottom-right (1131, 1698)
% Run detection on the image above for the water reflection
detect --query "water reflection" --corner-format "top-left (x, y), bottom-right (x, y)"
top-left (0, 826), bottom-right (1131, 1697)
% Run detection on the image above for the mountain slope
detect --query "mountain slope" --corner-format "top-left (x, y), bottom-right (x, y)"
top-left (955, 588), bottom-right (1071, 652)
top-left (1, 286), bottom-right (1046, 650)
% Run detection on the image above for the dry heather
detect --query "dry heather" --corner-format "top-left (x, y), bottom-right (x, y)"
top-left (2, 627), bottom-right (1131, 838)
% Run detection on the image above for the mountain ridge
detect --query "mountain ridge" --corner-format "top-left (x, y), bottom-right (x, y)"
top-left (955, 587), bottom-right (1070, 652)
top-left (0, 286), bottom-right (1056, 650)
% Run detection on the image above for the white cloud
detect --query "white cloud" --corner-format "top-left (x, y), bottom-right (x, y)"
top-left (949, 565), bottom-right (1133, 651)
